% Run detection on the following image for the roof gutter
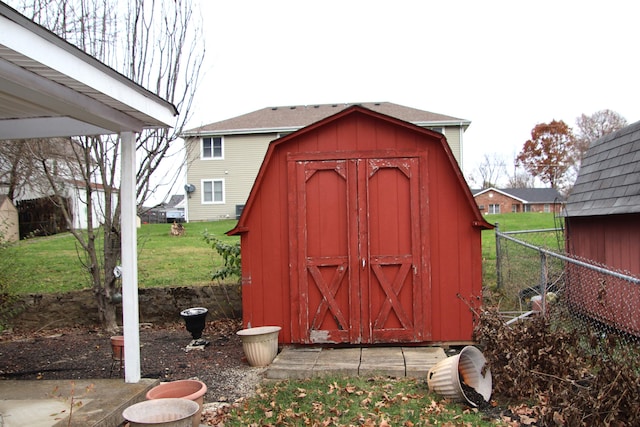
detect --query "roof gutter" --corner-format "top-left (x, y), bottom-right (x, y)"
top-left (181, 126), bottom-right (303, 137)
top-left (413, 119), bottom-right (471, 129)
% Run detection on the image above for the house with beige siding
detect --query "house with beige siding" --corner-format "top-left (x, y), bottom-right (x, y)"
top-left (181, 102), bottom-right (470, 222)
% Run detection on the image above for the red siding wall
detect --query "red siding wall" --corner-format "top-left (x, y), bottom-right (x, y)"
top-left (565, 213), bottom-right (640, 335)
top-left (233, 108), bottom-right (489, 344)
top-left (566, 214), bottom-right (640, 275)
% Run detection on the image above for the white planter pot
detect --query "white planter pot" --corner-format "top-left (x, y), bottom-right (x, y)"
top-left (122, 398), bottom-right (199, 427)
top-left (427, 345), bottom-right (492, 407)
top-left (237, 326), bottom-right (281, 367)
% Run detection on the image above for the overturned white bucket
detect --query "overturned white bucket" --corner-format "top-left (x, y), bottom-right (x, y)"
top-left (427, 346), bottom-right (492, 407)
top-left (122, 398), bottom-right (199, 427)
top-left (237, 326), bottom-right (281, 367)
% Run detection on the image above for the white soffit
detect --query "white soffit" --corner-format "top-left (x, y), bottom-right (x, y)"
top-left (0, 4), bottom-right (177, 139)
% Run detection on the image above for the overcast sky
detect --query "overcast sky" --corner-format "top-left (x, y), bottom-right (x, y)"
top-left (188, 0), bottom-right (640, 182)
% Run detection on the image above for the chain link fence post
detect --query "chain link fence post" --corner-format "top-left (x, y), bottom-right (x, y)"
top-left (495, 222), bottom-right (502, 290)
top-left (539, 251), bottom-right (547, 315)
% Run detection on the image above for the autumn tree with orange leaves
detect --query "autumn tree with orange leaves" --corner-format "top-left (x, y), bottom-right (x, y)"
top-left (516, 120), bottom-right (576, 190)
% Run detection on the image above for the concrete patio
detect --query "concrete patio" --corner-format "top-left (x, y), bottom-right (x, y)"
top-left (0, 378), bottom-right (158, 427)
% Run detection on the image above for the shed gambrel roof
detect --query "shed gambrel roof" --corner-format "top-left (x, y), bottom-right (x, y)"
top-left (472, 187), bottom-right (564, 203)
top-left (229, 105), bottom-right (491, 236)
top-left (565, 120), bottom-right (640, 217)
top-left (183, 102), bottom-right (470, 136)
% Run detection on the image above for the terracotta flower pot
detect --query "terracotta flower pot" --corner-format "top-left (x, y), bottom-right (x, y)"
top-left (110, 335), bottom-right (124, 361)
top-left (146, 379), bottom-right (207, 427)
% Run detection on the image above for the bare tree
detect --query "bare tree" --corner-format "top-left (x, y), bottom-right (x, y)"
top-left (9, 0), bottom-right (204, 331)
top-left (507, 170), bottom-right (535, 189)
top-left (468, 153), bottom-right (507, 189)
top-left (0, 138), bottom-right (84, 203)
top-left (574, 110), bottom-right (627, 163)
top-left (0, 140), bottom-right (35, 201)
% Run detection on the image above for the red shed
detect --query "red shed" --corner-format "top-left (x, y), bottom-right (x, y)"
top-left (564, 120), bottom-right (640, 335)
top-left (229, 105), bottom-right (492, 345)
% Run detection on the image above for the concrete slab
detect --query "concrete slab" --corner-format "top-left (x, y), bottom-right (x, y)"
top-left (265, 346), bottom-right (448, 381)
top-left (266, 347), bottom-right (321, 380)
top-left (0, 378), bottom-right (158, 427)
top-left (359, 347), bottom-right (405, 377)
top-left (313, 348), bottom-right (361, 377)
top-left (0, 398), bottom-right (79, 427)
top-left (403, 347), bottom-right (447, 378)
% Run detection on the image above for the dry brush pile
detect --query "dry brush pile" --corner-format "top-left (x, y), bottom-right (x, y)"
top-left (474, 307), bottom-right (640, 426)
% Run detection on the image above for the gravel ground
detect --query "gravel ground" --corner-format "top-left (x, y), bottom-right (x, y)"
top-left (0, 318), bottom-right (265, 409)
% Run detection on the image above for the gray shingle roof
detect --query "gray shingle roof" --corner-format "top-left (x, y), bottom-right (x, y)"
top-left (565, 120), bottom-right (640, 217)
top-left (165, 195), bottom-right (184, 208)
top-left (503, 188), bottom-right (564, 203)
top-left (183, 102), bottom-right (469, 135)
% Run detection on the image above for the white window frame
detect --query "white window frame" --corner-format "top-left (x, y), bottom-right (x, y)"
top-left (488, 203), bottom-right (500, 214)
top-left (201, 178), bottom-right (225, 204)
top-left (544, 204), bottom-right (551, 213)
top-left (201, 136), bottom-right (224, 160)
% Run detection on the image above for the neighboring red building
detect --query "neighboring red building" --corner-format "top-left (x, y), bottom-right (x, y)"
top-left (228, 105), bottom-right (492, 345)
top-left (564, 120), bottom-right (640, 335)
top-left (472, 187), bottom-right (564, 215)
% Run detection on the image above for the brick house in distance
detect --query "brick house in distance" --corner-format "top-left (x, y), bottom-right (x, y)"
top-left (472, 187), bottom-right (564, 214)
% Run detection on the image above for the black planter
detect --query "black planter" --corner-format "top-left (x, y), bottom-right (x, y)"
top-left (180, 307), bottom-right (208, 340)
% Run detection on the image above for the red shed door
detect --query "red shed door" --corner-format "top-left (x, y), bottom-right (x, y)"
top-left (295, 157), bottom-right (425, 344)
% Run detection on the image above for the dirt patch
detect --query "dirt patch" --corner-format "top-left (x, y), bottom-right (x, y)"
top-left (0, 319), bottom-right (259, 403)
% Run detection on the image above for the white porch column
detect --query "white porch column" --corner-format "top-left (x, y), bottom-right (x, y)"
top-left (120, 131), bottom-right (141, 383)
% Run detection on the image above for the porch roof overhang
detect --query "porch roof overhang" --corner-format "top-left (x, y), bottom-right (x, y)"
top-left (0, 2), bottom-right (177, 140)
top-left (0, 2), bottom-right (178, 384)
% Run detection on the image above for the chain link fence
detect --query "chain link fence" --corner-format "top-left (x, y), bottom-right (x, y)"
top-left (494, 224), bottom-right (640, 347)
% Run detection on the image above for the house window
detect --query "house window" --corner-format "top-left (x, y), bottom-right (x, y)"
top-left (202, 179), bottom-right (224, 204)
top-left (524, 204), bottom-right (533, 212)
top-left (202, 137), bottom-right (223, 159)
top-left (512, 204), bottom-right (520, 213)
top-left (544, 204), bottom-right (551, 213)
top-left (488, 204), bottom-right (500, 214)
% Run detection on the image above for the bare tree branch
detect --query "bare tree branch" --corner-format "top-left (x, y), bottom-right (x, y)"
top-left (5, 0), bottom-right (205, 331)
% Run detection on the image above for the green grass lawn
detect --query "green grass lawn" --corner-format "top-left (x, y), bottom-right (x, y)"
top-left (217, 376), bottom-right (507, 426)
top-left (4, 214), bottom-right (559, 295)
top-left (4, 220), bottom-right (238, 294)
top-left (481, 212), bottom-right (561, 289)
